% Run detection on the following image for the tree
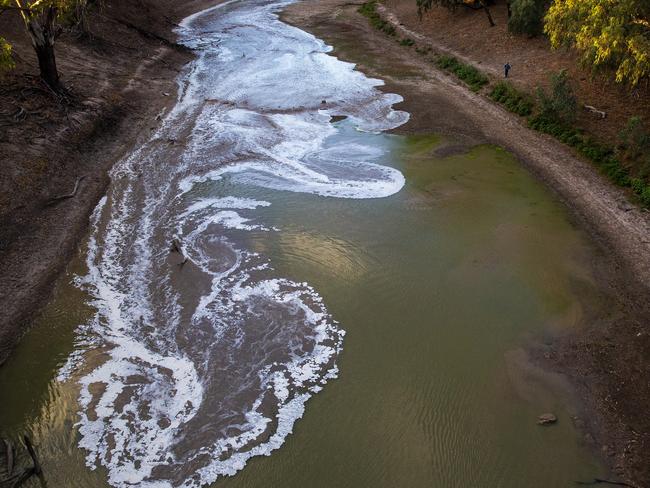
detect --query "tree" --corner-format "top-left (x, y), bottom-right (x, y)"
top-left (545, 0), bottom-right (650, 86)
top-left (0, 0), bottom-right (85, 89)
top-left (508, 0), bottom-right (546, 37)
top-left (536, 69), bottom-right (578, 124)
top-left (417, 0), bottom-right (496, 27)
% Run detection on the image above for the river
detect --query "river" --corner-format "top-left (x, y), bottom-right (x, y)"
top-left (0, 0), bottom-right (606, 486)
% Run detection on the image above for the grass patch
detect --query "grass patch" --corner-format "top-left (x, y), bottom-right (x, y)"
top-left (435, 55), bottom-right (488, 92)
top-left (358, 1), bottom-right (396, 37)
top-left (399, 38), bottom-right (415, 47)
top-left (489, 81), bottom-right (534, 117)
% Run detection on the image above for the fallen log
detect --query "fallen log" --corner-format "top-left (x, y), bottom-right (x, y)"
top-left (2, 467), bottom-right (35, 487)
top-left (47, 176), bottom-right (85, 205)
top-left (4, 439), bottom-right (12, 477)
top-left (584, 104), bottom-right (607, 119)
top-left (23, 436), bottom-right (41, 476)
top-left (575, 478), bottom-right (637, 487)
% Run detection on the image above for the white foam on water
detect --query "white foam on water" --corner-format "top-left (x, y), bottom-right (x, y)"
top-left (65, 0), bottom-right (408, 486)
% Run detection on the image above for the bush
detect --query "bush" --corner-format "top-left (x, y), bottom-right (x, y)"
top-left (508, 0), bottom-right (546, 37)
top-left (617, 116), bottom-right (650, 163)
top-left (0, 38), bottom-right (13, 72)
top-left (528, 114), bottom-right (636, 188)
top-left (528, 79), bottom-right (650, 206)
top-left (536, 70), bottom-right (577, 124)
top-left (400, 38), bottom-right (415, 47)
top-left (358, 1), bottom-right (396, 36)
top-left (489, 81), bottom-right (534, 116)
top-left (640, 186), bottom-right (650, 207)
top-left (436, 55), bottom-right (489, 92)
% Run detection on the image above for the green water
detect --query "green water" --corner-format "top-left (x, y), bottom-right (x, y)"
top-left (0, 131), bottom-right (605, 487)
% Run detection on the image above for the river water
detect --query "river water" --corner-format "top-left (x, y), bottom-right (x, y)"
top-left (0, 0), bottom-right (607, 486)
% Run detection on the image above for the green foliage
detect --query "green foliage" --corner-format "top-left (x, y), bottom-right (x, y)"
top-left (358, 1), bottom-right (396, 36)
top-left (535, 70), bottom-right (577, 124)
top-left (400, 38), bottom-right (416, 46)
top-left (640, 186), bottom-right (650, 207)
top-left (528, 113), bottom-right (650, 205)
top-left (545, 0), bottom-right (650, 86)
top-left (617, 116), bottom-right (650, 163)
top-left (489, 81), bottom-right (534, 116)
top-left (508, 0), bottom-right (546, 37)
top-left (436, 55), bottom-right (489, 91)
top-left (617, 116), bottom-right (650, 203)
top-left (0, 37), bottom-right (13, 72)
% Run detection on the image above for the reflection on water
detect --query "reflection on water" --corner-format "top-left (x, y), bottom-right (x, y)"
top-left (0, 0), bottom-right (607, 486)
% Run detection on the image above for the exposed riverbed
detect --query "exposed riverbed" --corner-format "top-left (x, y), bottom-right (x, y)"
top-left (0, 0), bottom-right (612, 486)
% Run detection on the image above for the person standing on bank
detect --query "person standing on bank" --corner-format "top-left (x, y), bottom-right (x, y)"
top-left (504, 62), bottom-right (512, 78)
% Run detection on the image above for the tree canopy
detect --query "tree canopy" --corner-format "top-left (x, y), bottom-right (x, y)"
top-left (545, 0), bottom-right (650, 86)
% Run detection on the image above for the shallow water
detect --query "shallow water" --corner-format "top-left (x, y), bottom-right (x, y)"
top-left (0, 0), bottom-right (606, 486)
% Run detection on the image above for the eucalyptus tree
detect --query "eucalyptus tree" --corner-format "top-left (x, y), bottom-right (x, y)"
top-left (0, 0), bottom-right (90, 89)
top-left (545, 0), bottom-right (650, 86)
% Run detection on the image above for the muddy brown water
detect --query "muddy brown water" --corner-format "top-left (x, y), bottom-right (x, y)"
top-left (0, 0), bottom-right (608, 486)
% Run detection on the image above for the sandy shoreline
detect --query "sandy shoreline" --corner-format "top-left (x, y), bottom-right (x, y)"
top-left (280, 0), bottom-right (650, 484)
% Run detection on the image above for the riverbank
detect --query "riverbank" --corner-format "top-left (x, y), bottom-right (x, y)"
top-left (281, 0), bottom-right (650, 484)
top-left (0, 0), bottom-right (219, 365)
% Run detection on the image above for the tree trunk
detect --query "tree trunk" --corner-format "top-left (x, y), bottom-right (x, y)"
top-left (24, 6), bottom-right (61, 90)
top-left (506, 0), bottom-right (512, 18)
top-left (34, 42), bottom-right (59, 89)
top-left (478, 0), bottom-right (496, 27)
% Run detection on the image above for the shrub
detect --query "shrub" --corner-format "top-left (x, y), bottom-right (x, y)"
top-left (508, 0), bottom-right (546, 37)
top-left (536, 70), bottom-right (577, 124)
top-left (358, 1), bottom-right (396, 36)
top-left (489, 81), bottom-right (534, 116)
top-left (436, 55), bottom-right (489, 92)
top-left (640, 186), bottom-right (650, 207)
top-left (0, 38), bottom-right (14, 72)
top-left (617, 116), bottom-right (650, 163)
top-left (528, 114), bottom-right (636, 188)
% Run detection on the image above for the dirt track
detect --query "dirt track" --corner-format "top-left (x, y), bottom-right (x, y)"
top-left (281, 0), bottom-right (650, 484)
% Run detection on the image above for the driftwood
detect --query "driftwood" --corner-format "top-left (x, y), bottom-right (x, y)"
top-left (170, 238), bottom-right (182, 254)
top-left (0, 436), bottom-right (40, 488)
top-left (3, 440), bottom-right (12, 478)
top-left (23, 436), bottom-right (40, 476)
top-left (170, 238), bottom-right (189, 266)
top-left (1, 467), bottom-right (35, 488)
top-left (47, 176), bottom-right (85, 205)
top-left (584, 104), bottom-right (607, 119)
top-left (575, 478), bottom-right (637, 487)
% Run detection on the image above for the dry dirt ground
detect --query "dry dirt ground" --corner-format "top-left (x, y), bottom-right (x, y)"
top-left (281, 0), bottom-right (650, 485)
top-left (384, 0), bottom-right (650, 147)
top-left (0, 0), bottom-right (217, 364)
